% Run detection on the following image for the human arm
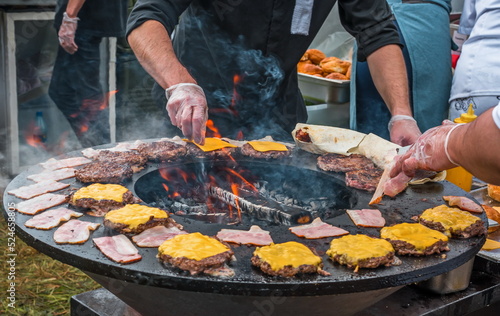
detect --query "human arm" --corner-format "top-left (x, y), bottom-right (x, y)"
top-left (127, 19), bottom-right (207, 144)
top-left (389, 106), bottom-right (500, 185)
top-left (58, 0), bottom-right (86, 54)
top-left (366, 45), bottom-right (421, 146)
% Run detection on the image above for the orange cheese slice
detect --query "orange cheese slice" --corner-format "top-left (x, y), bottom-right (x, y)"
top-left (481, 239), bottom-right (500, 251)
top-left (247, 141), bottom-right (288, 152)
top-left (187, 138), bottom-right (237, 152)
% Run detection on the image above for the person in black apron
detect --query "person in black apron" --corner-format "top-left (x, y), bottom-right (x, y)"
top-left (127, 0), bottom-right (420, 145)
top-left (49, 0), bottom-right (128, 148)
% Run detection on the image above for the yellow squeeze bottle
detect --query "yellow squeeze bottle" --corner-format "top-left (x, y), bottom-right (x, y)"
top-left (445, 104), bottom-right (476, 191)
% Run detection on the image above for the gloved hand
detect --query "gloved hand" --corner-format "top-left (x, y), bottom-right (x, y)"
top-left (165, 83), bottom-right (208, 145)
top-left (389, 120), bottom-right (461, 179)
top-left (388, 115), bottom-right (422, 146)
top-left (58, 12), bottom-right (79, 54)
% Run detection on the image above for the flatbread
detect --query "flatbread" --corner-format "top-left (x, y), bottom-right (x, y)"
top-left (292, 123), bottom-right (366, 155)
top-left (349, 133), bottom-right (400, 169)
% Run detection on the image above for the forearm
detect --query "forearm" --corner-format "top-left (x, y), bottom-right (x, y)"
top-left (366, 45), bottom-right (412, 116)
top-left (127, 20), bottom-right (196, 89)
top-left (448, 108), bottom-right (500, 184)
top-left (65, 0), bottom-right (86, 18)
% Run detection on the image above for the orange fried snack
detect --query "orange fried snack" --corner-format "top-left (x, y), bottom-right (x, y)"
top-left (325, 72), bottom-right (348, 80)
top-left (298, 61), bottom-right (323, 76)
top-left (320, 57), bottom-right (351, 75)
top-left (306, 49), bottom-right (326, 65)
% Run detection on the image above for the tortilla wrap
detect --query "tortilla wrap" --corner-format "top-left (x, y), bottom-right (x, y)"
top-left (292, 123), bottom-right (365, 155)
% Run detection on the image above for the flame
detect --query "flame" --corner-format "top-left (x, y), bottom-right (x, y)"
top-left (206, 119), bottom-right (221, 138)
top-left (230, 182), bottom-right (242, 220)
top-left (236, 130), bottom-right (244, 140)
top-left (231, 74), bottom-right (242, 108)
top-left (223, 167), bottom-right (257, 192)
top-left (24, 121), bottom-right (47, 149)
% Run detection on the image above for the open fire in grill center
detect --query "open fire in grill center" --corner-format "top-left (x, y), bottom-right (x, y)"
top-left (134, 160), bottom-right (357, 226)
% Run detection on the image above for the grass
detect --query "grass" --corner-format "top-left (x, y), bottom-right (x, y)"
top-left (0, 206), bottom-right (100, 315)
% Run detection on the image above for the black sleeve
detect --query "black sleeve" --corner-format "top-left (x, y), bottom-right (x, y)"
top-left (126, 0), bottom-right (192, 39)
top-left (337, 0), bottom-right (402, 61)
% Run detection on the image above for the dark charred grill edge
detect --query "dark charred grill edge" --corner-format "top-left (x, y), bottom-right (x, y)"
top-left (250, 256), bottom-right (328, 277)
top-left (158, 250), bottom-right (234, 275)
top-left (386, 239), bottom-right (450, 256)
top-left (208, 186), bottom-right (312, 225)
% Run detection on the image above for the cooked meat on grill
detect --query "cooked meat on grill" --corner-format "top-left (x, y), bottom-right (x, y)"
top-left (326, 234), bottom-right (395, 272)
top-left (442, 196), bottom-right (483, 213)
top-left (103, 204), bottom-right (181, 235)
top-left (93, 150), bottom-right (148, 172)
top-left (240, 142), bottom-right (292, 159)
top-left (69, 183), bottom-right (141, 216)
top-left (413, 205), bottom-right (487, 239)
top-left (294, 129), bottom-right (312, 143)
top-left (25, 207), bottom-right (83, 230)
top-left (93, 235), bottom-right (142, 264)
top-left (345, 168), bottom-right (383, 192)
top-left (380, 223), bottom-right (449, 256)
top-left (137, 140), bottom-right (187, 162)
top-left (251, 241), bottom-right (330, 277)
top-left (158, 232), bottom-right (234, 275)
top-left (75, 161), bottom-right (133, 184)
top-left (15, 193), bottom-right (69, 215)
top-left (317, 153), bottom-right (376, 173)
top-left (53, 219), bottom-right (100, 244)
top-left (186, 142), bottom-right (238, 159)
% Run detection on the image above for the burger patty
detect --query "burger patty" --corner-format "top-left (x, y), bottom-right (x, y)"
top-left (75, 161), bottom-right (133, 184)
top-left (387, 239), bottom-right (449, 256)
top-left (329, 252), bottom-right (395, 270)
top-left (158, 249), bottom-right (234, 275)
top-left (416, 218), bottom-right (487, 239)
top-left (250, 256), bottom-right (328, 277)
top-left (345, 168), bottom-right (383, 192)
top-left (94, 150), bottom-right (147, 171)
top-left (70, 191), bottom-right (140, 216)
top-left (104, 216), bottom-right (179, 235)
top-left (137, 140), bottom-right (187, 162)
top-left (185, 142), bottom-right (238, 159)
top-left (317, 153), bottom-right (376, 173)
top-left (240, 143), bottom-right (292, 159)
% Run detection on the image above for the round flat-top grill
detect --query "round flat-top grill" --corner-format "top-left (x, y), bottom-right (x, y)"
top-left (2, 142), bottom-right (487, 316)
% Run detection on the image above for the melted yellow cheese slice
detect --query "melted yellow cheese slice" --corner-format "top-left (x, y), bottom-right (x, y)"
top-left (326, 234), bottom-right (394, 263)
top-left (482, 239), bottom-right (500, 251)
top-left (158, 232), bottom-right (230, 261)
top-left (247, 141), bottom-right (288, 152)
top-left (253, 241), bottom-right (321, 271)
top-left (187, 138), bottom-right (237, 152)
top-left (105, 204), bottom-right (168, 229)
top-left (72, 183), bottom-right (129, 203)
top-left (420, 205), bottom-right (481, 236)
top-left (380, 223), bottom-right (448, 251)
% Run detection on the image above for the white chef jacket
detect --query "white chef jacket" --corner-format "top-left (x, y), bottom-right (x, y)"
top-left (449, 0), bottom-right (500, 101)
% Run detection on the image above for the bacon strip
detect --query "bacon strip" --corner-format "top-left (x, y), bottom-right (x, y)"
top-left (40, 157), bottom-right (92, 170)
top-left (27, 168), bottom-right (76, 182)
top-left (8, 180), bottom-right (70, 199)
top-left (53, 219), bottom-right (100, 244)
top-left (82, 141), bottom-right (145, 158)
top-left (25, 207), bottom-right (83, 230)
top-left (289, 218), bottom-right (349, 239)
top-left (93, 235), bottom-right (142, 264)
top-left (443, 196), bottom-right (483, 213)
top-left (132, 226), bottom-right (187, 248)
top-left (16, 193), bottom-right (69, 215)
top-left (216, 225), bottom-right (273, 246)
top-left (346, 209), bottom-right (386, 228)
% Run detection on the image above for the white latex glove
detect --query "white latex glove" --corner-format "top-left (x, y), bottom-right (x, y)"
top-left (388, 115), bottom-right (422, 146)
top-left (58, 12), bottom-right (79, 54)
top-left (165, 83), bottom-right (208, 145)
top-left (389, 120), bottom-right (460, 179)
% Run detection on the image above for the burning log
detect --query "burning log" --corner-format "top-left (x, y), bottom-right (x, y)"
top-left (208, 186), bottom-right (312, 225)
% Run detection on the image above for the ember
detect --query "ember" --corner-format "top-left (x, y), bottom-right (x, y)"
top-left (135, 161), bottom-right (354, 225)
